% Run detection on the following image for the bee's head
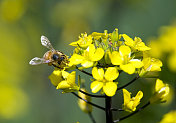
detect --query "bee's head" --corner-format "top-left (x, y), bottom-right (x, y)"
top-left (52, 54), bottom-right (60, 61)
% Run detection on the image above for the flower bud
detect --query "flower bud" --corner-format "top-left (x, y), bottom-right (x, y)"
top-left (78, 88), bottom-right (92, 113)
top-left (111, 28), bottom-right (119, 43)
top-left (104, 50), bottom-right (111, 64)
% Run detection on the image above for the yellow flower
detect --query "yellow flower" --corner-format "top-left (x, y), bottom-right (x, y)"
top-left (150, 79), bottom-right (169, 104)
top-left (78, 88), bottom-right (92, 113)
top-left (139, 56), bottom-right (163, 77)
top-left (143, 57), bottom-right (162, 71)
top-left (123, 89), bottom-right (143, 112)
top-left (69, 33), bottom-right (92, 48)
top-left (90, 67), bottom-right (119, 97)
top-left (49, 69), bottom-right (79, 93)
top-left (122, 34), bottom-right (151, 51)
top-left (110, 45), bottom-right (143, 74)
top-left (69, 44), bottom-right (104, 68)
top-left (160, 110), bottom-right (176, 123)
top-left (56, 71), bottom-right (79, 93)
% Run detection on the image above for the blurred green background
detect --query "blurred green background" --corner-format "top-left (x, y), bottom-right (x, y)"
top-left (0, 0), bottom-right (176, 123)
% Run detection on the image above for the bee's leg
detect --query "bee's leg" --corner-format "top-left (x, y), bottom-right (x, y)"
top-left (48, 63), bottom-right (53, 66)
top-left (52, 64), bottom-right (61, 69)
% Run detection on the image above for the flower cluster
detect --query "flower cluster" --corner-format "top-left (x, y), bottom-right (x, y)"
top-left (65, 29), bottom-right (162, 96)
top-left (68, 29), bottom-right (162, 76)
top-left (47, 28), bottom-right (170, 115)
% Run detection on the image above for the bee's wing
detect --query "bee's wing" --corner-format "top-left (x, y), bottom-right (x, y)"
top-left (41, 35), bottom-right (54, 50)
top-left (29, 57), bottom-right (50, 65)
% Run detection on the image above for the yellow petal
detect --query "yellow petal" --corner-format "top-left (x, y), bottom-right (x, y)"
top-left (135, 91), bottom-right (143, 100)
top-left (91, 48), bottom-right (104, 61)
top-left (103, 82), bottom-right (117, 96)
top-left (88, 44), bottom-right (95, 57)
top-left (150, 58), bottom-right (163, 71)
top-left (92, 67), bottom-right (104, 81)
top-left (126, 101), bottom-right (136, 112)
top-left (57, 80), bottom-right (71, 89)
top-left (69, 54), bottom-right (84, 66)
top-left (123, 89), bottom-right (131, 105)
top-left (62, 71), bottom-right (69, 79)
top-left (133, 91), bottom-right (143, 107)
top-left (82, 50), bottom-right (89, 59)
top-left (123, 34), bottom-right (134, 47)
top-left (137, 42), bottom-right (151, 51)
top-left (161, 85), bottom-right (169, 98)
top-left (110, 51), bottom-right (123, 65)
top-left (130, 59), bottom-right (143, 68)
top-left (67, 71), bottom-right (76, 85)
top-left (105, 67), bottom-right (119, 81)
top-left (69, 41), bottom-right (79, 46)
top-left (155, 79), bottom-right (165, 92)
top-left (81, 60), bottom-right (94, 68)
top-left (120, 63), bottom-right (135, 74)
top-left (69, 34), bottom-right (92, 48)
top-left (142, 57), bottom-right (151, 70)
top-left (119, 45), bottom-right (131, 56)
top-left (90, 81), bottom-right (103, 93)
top-left (48, 69), bottom-right (63, 86)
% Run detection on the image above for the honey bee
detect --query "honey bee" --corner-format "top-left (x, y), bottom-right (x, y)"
top-left (29, 36), bottom-right (69, 69)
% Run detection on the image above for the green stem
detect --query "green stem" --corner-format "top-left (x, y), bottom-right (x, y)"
top-left (88, 112), bottom-right (96, 123)
top-left (71, 92), bottom-right (105, 111)
top-left (79, 89), bottom-right (106, 98)
top-left (117, 75), bottom-right (139, 91)
top-left (76, 66), bottom-right (92, 76)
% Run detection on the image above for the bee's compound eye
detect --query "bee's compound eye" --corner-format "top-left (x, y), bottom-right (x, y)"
top-left (52, 54), bottom-right (59, 60)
